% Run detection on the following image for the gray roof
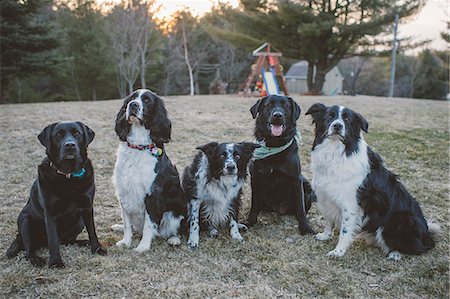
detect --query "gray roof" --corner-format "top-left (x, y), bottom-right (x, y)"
top-left (285, 60), bottom-right (309, 79)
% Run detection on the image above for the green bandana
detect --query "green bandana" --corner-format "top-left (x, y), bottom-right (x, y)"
top-left (253, 129), bottom-right (301, 160)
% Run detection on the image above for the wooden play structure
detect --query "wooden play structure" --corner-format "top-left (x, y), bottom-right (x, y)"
top-left (241, 42), bottom-right (288, 97)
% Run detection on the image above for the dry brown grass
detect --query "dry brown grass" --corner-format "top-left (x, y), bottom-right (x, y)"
top-left (0, 95), bottom-right (448, 298)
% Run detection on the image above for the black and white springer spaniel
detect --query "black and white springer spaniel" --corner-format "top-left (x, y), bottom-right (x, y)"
top-left (183, 142), bottom-right (259, 248)
top-left (112, 89), bottom-right (186, 253)
top-left (306, 103), bottom-right (440, 260)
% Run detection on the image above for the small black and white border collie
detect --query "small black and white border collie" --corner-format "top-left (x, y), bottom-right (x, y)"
top-left (182, 142), bottom-right (259, 249)
top-left (306, 103), bottom-right (440, 260)
top-left (112, 89), bottom-right (186, 253)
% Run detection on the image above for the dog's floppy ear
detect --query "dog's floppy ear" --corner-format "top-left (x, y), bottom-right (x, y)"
top-left (288, 97), bottom-right (301, 121)
top-left (149, 95), bottom-right (172, 146)
top-left (356, 112), bottom-right (369, 133)
top-left (115, 99), bottom-right (131, 141)
top-left (250, 96), bottom-right (268, 119)
top-left (38, 123), bottom-right (57, 149)
top-left (196, 142), bottom-right (218, 156)
top-left (77, 122), bottom-right (95, 145)
top-left (305, 103), bottom-right (327, 123)
top-left (239, 142), bottom-right (261, 155)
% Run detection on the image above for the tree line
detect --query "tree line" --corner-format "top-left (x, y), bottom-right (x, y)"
top-left (1, 0), bottom-right (447, 103)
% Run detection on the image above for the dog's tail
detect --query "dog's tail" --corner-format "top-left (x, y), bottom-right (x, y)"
top-left (5, 235), bottom-right (24, 258)
top-left (427, 220), bottom-right (441, 235)
top-left (111, 224), bottom-right (124, 233)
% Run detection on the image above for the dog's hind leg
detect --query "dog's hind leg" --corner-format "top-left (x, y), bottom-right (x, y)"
top-left (5, 234), bottom-right (24, 258)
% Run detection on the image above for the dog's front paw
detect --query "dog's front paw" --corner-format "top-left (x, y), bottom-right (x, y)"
top-left (116, 239), bottom-right (131, 248)
top-left (167, 236), bottom-right (181, 246)
top-left (315, 232), bottom-right (332, 241)
top-left (49, 257), bottom-right (65, 269)
top-left (326, 248), bottom-right (346, 258)
top-left (133, 243), bottom-right (151, 253)
top-left (187, 238), bottom-right (199, 249)
top-left (386, 251), bottom-right (402, 261)
top-left (28, 255), bottom-right (46, 267)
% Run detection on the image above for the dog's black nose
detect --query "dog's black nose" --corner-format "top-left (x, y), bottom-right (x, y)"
top-left (129, 102), bottom-right (139, 110)
top-left (226, 164), bottom-right (236, 172)
top-left (273, 111), bottom-right (283, 118)
top-left (333, 123), bottom-right (343, 131)
top-left (64, 141), bottom-right (75, 149)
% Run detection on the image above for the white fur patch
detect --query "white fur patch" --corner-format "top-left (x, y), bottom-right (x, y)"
top-left (159, 211), bottom-right (184, 241)
top-left (311, 135), bottom-right (370, 257)
top-left (113, 123), bottom-right (158, 250)
top-left (195, 153), bottom-right (243, 227)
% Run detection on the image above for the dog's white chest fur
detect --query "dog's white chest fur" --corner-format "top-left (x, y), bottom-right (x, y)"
top-left (113, 125), bottom-right (157, 231)
top-left (311, 137), bottom-right (370, 225)
top-left (195, 154), bottom-right (242, 226)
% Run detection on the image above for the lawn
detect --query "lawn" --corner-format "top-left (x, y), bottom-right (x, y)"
top-left (0, 95), bottom-right (448, 298)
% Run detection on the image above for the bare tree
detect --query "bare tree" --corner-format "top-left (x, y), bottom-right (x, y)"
top-left (181, 18), bottom-right (195, 96)
top-left (104, 0), bottom-right (160, 96)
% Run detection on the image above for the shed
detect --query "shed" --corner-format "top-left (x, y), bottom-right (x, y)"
top-left (284, 60), bottom-right (344, 95)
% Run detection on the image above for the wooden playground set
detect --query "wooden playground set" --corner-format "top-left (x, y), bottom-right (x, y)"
top-left (241, 42), bottom-right (288, 97)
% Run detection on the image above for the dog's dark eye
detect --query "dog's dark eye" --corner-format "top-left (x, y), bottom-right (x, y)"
top-left (328, 112), bottom-right (335, 119)
top-left (55, 132), bottom-right (63, 139)
top-left (234, 153), bottom-right (240, 160)
top-left (74, 131), bottom-right (80, 137)
top-left (342, 115), bottom-right (349, 121)
top-left (220, 154), bottom-right (226, 160)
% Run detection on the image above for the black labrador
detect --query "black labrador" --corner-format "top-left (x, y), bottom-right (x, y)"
top-left (247, 95), bottom-right (315, 235)
top-left (6, 122), bottom-right (106, 268)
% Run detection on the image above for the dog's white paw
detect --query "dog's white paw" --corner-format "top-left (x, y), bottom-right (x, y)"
top-left (315, 232), bottom-right (332, 241)
top-left (116, 239), bottom-right (131, 248)
top-left (387, 251), bottom-right (402, 261)
top-left (133, 244), bottom-right (151, 253)
top-left (231, 233), bottom-right (244, 242)
top-left (167, 236), bottom-right (181, 246)
top-left (326, 248), bottom-right (346, 257)
top-left (187, 238), bottom-right (199, 249)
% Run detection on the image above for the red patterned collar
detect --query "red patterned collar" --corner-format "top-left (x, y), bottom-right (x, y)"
top-left (126, 142), bottom-right (163, 157)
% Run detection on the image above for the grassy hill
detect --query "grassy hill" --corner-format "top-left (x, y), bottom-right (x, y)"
top-left (0, 95), bottom-right (448, 298)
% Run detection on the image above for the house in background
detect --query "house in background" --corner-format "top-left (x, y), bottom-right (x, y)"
top-left (284, 60), bottom-right (344, 95)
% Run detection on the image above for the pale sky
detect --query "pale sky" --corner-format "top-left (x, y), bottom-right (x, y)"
top-left (399, 0), bottom-right (448, 51)
top-left (102, 0), bottom-right (449, 51)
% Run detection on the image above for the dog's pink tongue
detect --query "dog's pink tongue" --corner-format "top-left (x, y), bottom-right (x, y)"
top-left (271, 124), bottom-right (283, 136)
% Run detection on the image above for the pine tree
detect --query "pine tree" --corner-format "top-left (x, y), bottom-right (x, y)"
top-left (209, 0), bottom-right (423, 94)
top-left (413, 49), bottom-right (446, 100)
top-left (0, 0), bottom-right (60, 102)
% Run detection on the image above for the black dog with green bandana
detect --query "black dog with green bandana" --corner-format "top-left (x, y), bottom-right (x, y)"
top-left (247, 95), bottom-right (315, 235)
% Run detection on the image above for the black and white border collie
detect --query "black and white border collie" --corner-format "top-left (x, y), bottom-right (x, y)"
top-left (182, 142), bottom-right (259, 248)
top-left (306, 103), bottom-right (440, 260)
top-left (112, 89), bottom-right (186, 253)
